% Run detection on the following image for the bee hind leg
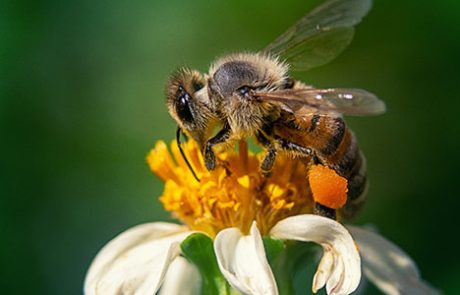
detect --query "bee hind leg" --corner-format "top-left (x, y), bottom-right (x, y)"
top-left (314, 203), bottom-right (337, 220)
top-left (276, 137), bottom-right (313, 157)
top-left (271, 137), bottom-right (339, 220)
top-left (257, 135), bottom-right (339, 220)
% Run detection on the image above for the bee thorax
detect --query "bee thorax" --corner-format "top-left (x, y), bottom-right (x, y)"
top-left (209, 53), bottom-right (288, 96)
top-left (226, 100), bottom-right (279, 139)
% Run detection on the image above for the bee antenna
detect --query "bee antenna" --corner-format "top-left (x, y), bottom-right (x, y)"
top-left (176, 127), bottom-right (201, 182)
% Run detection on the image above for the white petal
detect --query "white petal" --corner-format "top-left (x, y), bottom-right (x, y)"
top-left (312, 250), bottom-right (334, 292)
top-left (348, 226), bottom-right (441, 295)
top-left (159, 256), bottom-right (201, 295)
top-left (214, 222), bottom-right (278, 295)
top-left (270, 215), bottom-right (361, 295)
top-left (84, 222), bottom-right (193, 295)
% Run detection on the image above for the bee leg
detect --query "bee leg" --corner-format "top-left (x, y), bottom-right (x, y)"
top-left (256, 131), bottom-right (277, 177)
top-left (261, 146), bottom-right (277, 177)
top-left (273, 138), bottom-right (338, 220)
top-left (204, 122), bottom-right (231, 171)
top-left (276, 137), bottom-right (313, 157)
top-left (314, 203), bottom-right (337, 220)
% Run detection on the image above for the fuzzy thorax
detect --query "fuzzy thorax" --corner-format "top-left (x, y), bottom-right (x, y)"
top-left (208, 52), bottom-right (289, 139)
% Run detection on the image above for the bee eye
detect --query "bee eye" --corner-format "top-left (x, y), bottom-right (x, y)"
top-left (175, 89), bottom-right (194, 123)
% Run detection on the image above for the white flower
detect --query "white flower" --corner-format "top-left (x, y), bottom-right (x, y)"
top-left (84, 222), bottom-right (195, 294)
top-left (269, 215), bottom-right (361, 295)
top-left (84, 215), bottom-right (438, 295)
top-left (84, 140), bottom-right (440, 294)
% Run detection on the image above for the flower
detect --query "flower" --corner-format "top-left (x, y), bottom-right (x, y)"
top-left (84, 140), bottom-right (439, 295)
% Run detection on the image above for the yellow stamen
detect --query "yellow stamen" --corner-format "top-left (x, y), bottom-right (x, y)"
top-left (147, 139), bottom-right (314, 237)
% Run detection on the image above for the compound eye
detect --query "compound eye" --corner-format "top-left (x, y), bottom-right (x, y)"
top-left (175, 86), bottom-right (194, 123)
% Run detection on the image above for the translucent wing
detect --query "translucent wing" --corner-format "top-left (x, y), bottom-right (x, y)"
top-left (262, 0), bottom-right (372, 71)
top-left (254, 88), bottom-right (386, 116)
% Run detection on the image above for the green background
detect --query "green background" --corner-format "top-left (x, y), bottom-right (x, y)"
top-left (1, 0), bottom-right (459, 293)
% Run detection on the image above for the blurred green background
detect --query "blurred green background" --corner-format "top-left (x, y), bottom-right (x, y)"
top-left (1, 0), bottom-right (459, 293)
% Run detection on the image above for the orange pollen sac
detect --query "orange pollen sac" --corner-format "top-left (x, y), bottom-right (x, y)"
top-left (308, 164), bottom-right (348, 209)
top-left (146, 139), bottom-right (314, 237)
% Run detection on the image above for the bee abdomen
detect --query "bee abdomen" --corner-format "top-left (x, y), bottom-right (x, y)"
top-left (321, 117), bottom-right (346, 156)
top-left (340, 167), bottom-right (368, 219)
top-left (273, 114), bottom-right (368, 219)
top-left (338, 140), bottom-right (368, 219)
top-left (323, 127), bottom-right (368, 219)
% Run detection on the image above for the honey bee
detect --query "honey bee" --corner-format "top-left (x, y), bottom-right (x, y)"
top-left (165, 0), bottom-right (385, 219)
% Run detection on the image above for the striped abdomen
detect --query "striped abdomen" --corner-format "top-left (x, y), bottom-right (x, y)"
top-left (273, 112), bottom-right (367, 219)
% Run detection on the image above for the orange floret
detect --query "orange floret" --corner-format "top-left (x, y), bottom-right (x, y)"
top-left (308, 164), bottom-right (348, 209)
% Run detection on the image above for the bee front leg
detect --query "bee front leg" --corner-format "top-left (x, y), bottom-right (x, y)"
top-left (204, 122), bottom-right (231, 171)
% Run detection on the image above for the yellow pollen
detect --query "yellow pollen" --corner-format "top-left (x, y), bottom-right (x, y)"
top-left (147, 139), bottom-right (314, 237)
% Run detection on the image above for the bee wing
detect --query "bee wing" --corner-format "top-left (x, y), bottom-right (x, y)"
top-left (262, 0), bottom-right (372, 71)
top-left (255, 88), bottom-right (386, 116)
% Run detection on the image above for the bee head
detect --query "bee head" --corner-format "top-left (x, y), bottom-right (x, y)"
top-left (166, 68), bottom-right (213, 147)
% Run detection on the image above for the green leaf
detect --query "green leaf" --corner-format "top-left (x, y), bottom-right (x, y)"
top-left (180, 233), bottom-right (231, 295)
top-left (263, 237), bottom-right (319, 295)
top-left (263, 236), bottom-right (285, 263)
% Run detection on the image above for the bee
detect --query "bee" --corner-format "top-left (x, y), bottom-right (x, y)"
top-left (165, 0), bottom-right (385, 219)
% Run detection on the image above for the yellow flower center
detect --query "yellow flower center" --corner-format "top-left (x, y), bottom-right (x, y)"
top-left (147, 139), bottom-right (314, 237)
